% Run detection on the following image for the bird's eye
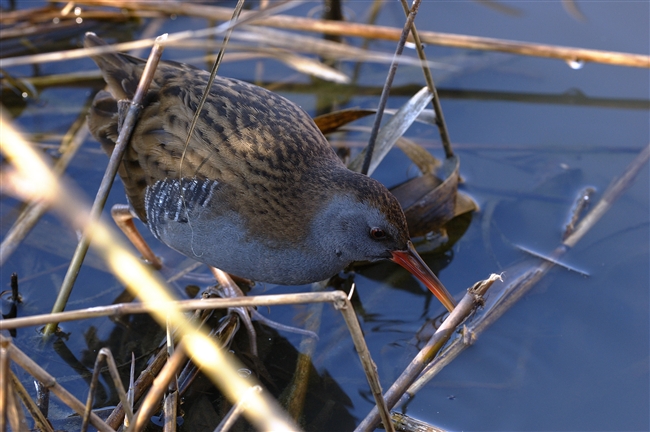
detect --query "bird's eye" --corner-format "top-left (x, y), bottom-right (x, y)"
top-left (370, 227), bottom-right (387, 240)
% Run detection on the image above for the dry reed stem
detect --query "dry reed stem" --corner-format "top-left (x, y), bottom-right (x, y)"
top-left (0, 335), bottom-right (114, 432)
top-left (75, 1), bottom-right (650, 68)
top-left (0, 291), bottom-right (382, 330)
top-left (162, 391), bottom-right (179, 432)
top-left (334, 292), bottom-right (394, 432)
top-left (355, 275), bottom-right (501, 431)
top-left (82, 349), bottom-right (134, 431)
top-left (1, 25), bottom-right (449, 76)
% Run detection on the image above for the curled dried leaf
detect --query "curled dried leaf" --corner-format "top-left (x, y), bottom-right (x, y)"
top-left (391, 155), bottom-right (477, 237)
top-left (313, 108), bottom-right (376, 135)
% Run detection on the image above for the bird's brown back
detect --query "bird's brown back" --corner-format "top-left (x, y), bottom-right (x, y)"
top-left (86, 35), bottom-right (357, 245)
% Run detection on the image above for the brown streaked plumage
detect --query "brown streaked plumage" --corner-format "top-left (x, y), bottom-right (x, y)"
top-left (85, 33), bottom-right (456, 312)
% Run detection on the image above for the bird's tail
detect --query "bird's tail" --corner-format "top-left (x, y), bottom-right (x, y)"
top-left (84, 32), bottom-right (143, 101)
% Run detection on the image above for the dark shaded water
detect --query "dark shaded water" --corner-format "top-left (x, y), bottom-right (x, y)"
top-left (1, 1), bottom-right (648, 431)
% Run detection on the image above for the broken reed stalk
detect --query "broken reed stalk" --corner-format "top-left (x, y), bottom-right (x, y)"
top-left (563, 144), bottom-right (650, 248)
top-left (355, 275), bottom-right (501, 431)
top-left (398, 0), bottom-right (454, 159)
top-left (163, 391), bottom-right (179, 431)
top-left (391, 412), bottom-right (444, 432)
top-left (43, 34), bottom-right (168, 336)
top-left (81, 349), bottom-right (133, 431)
top-left (73, 1), bottom-right (650, 68)
top-left (0, 335), bottom-right (114, 432)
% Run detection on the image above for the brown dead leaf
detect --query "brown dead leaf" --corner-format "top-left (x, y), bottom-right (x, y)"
top-left (391, 155), bottom-right (477, 237)
top-left (313, 108), bottom-right (376, 135)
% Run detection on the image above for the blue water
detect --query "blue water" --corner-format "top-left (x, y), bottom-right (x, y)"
top-left (1, 1), bottom-right (648, 430)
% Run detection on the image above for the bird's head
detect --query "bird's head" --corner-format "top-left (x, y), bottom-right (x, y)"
top-left (313, 171), bottom-right (456, 312)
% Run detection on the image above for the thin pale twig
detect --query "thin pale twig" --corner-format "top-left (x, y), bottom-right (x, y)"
top-left (0, 291), bottom-right (381, 331)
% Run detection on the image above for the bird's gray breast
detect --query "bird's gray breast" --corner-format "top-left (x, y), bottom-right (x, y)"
top-left (143, 177), bottom-right (346, 285)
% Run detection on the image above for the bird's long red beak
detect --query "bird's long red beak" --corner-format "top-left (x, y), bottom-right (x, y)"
top-left (391, 241), bottom-right (456, 312)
